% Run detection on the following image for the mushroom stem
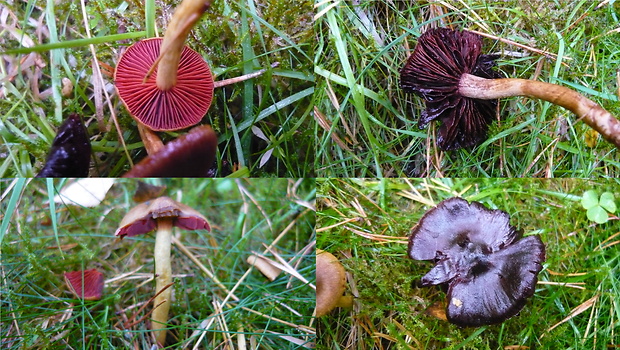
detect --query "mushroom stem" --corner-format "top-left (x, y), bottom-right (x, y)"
top-left (459, 73), bottom-right (620, 148)
top-left (137, 124), bottom-right (164, 155)
top-left (152, 217), bottom-right (174, 346)
top-left (154, 0), bottom-right (211, 91)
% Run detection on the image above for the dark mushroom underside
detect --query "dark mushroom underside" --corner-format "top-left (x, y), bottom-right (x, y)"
top-left (400, 28), bottom-right (501, 150)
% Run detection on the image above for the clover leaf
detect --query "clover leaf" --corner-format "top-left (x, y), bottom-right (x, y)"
top-left (581, 190), bottom-right (616, 224)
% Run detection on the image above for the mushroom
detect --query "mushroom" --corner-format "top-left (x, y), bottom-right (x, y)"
top-left (115, 196), bottom-right (210, 345)
top-left (408, 197), bottom-right (545, 327)
top-left (122, 125), bottom-right (218, 177)
top-left (400, 27), bottom-right (620, 150)
top-left (315, 249), bottom-right (353, 317)
top-left (133, 181), bottom-right (167, 203)
top-left (37, 114), bottom-right (91, 177)
top-left (114, 37), bottom-right (215, 132)
top-left (64, 269), bottom-right (104, 301)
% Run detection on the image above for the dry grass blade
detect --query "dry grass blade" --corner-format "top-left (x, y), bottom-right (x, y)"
top-left (314, 106), bottom-right (353, 152)
top-left (345, 226), bottom-right (408, 244)
top-left (241, 306), bottom-right (315, 334)
top-left (543, 294), bottom-right (599, 336)
top-left (78, 0), bottom-right (132, 162)
top-left (171, 235), bottom-right (239, 301)
top-left (467, 29), bottom-right (566, 63)
top-left (264, 330), bottom-right (314, 348)
top-left (537, 281), bottom-right (586, 290)
top-left (260, 245), bottom-right (315, 288)
top-left (122, 282), bottom-right (174, 329)
top-left (236, 179), bottom-right (273, 233)
top-left (546, 269), bottom-right (588, 277)
top-left (595, 231), bottom-right (620, 250)
top-left (316, 217), bottom-right (360, 233)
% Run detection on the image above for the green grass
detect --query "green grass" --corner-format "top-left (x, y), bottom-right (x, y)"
top-left (0, 178), bottom-right (316, 349)
top-left (0, 0), bottom-right (314, 177)
top-left (316, 178), bottom-right (620, 349)
top-left (314, 0), bottom-right (620, 177)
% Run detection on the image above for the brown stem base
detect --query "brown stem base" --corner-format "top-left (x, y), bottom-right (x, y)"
top-left (137, 124), bottom-right (164, 155)
top-left (459, 73), bottom-right (620, 149)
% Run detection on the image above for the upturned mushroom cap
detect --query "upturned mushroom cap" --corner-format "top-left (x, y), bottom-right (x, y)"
top-left (115, 196), bottom-right (210, 238)
top-left (115, 38), bottom-right (215, 131)
top-left (316, 249), bottom-right (352, 317)
top-left (64, 269), bottom-right (104, 300)
top-left (408, 197), bottom-right (545, 327)
top-left (400, 28), bottom-right (501, 150)
top-left (122, 125), bottom-right (218, 178)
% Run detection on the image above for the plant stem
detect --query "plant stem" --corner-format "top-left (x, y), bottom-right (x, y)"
top-left (459, 73), bottom-right (620, 149)
top-left (153, 217), bottom-right (174, 346)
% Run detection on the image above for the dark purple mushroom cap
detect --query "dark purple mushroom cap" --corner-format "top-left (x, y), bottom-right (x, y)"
top-left (408, 197), bottom-right (545, 327)
top-left (400, 28), bottom-right (501, 150)
top-left (37, 114), bottom-right (91, 177)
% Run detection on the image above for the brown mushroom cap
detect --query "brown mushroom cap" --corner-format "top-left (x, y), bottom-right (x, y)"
top-left (64, 269), bottom-right (104, 300)
top-left (316, 249), bottom-right (352, 317)
top-left (122, 125), bottom-right (217, 178)
top-left (115, 196), bottom-right (210, 238)
top-left (115, 38), bottom-right (215, 131)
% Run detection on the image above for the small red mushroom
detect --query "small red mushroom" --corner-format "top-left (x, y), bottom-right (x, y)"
top-left (64, 269), bottom-right (104, 301)
top-left (115, 38), bottom-right (215, 131)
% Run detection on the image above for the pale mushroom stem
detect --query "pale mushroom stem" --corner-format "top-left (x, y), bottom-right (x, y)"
top-left (152, 217), bottom-right (174, 346)
top-left (459, 73), bottom-right (620, 149)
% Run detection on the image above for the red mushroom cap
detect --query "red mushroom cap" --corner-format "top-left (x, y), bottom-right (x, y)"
top-left (115, 38), bottom-right (215, 131)
top-left (64, 269), bottom-right (104, 301)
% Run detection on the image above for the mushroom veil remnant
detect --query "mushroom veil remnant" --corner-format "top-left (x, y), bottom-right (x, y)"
top-left (408, 197), bottom-right (545, 327)
top-left (115, 196), bottom-right (210, 345)
top-left (400, 27), bottom-right (620, 150)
